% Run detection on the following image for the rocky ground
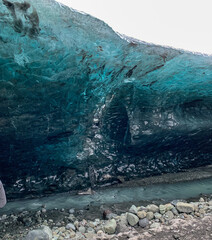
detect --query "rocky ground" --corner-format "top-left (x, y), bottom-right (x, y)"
top-left (0, 196), bottom-right (212, 240)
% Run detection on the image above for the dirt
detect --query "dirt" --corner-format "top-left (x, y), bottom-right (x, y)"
top-left (114, 216), bottom-right (212, 240)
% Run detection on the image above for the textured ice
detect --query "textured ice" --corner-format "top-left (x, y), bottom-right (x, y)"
top-left (0, 0), bottom-right (212, 198)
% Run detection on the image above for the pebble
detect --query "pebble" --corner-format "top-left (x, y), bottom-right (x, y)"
top-left (139, 218), bottom-right (149, 228)
top-left (146, 211), bottom-right (154, 220)
top-left (165, 203), bottom-right (174, 211)
top-left (66, 223), bottom-right (76, 231)
top-left (172, 207), bottom-right (179, 215)
top-left (129, 205), bottom-right (138, 214)
top-left (1, 215), bottom-right (7, 220)
top-left (69, 209), bottom-right (75, 214)
top-left (150, 222), bottom-right (160, 229)
top-left (1, 198), bottom-right (212, 240)
top-left (137, 210), bottom-right (146, 219)
top-left (146, 204), bottom-right (159, 213)
top-left (164, 211), bottom-right (174, 221)
top-left (154, 212), bottom-right (162, 219)
top-left (69, 230), bottom-right (76, 238)
top-left (78, 226), bottom-right (86, 233)
top-left (85, 232), bottom-right (95, 239)
top-left (87, 227), bottom-right (95, 233)
top-left (199, 209), bottom-right (205, 214)
top-left (159, 204), bottom-right (166, 214)
top-left (127, 213), bottom-right (139, 226)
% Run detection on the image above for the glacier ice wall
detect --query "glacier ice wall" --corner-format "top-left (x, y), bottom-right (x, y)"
top-left (0, 0), bottom-right (212, 198)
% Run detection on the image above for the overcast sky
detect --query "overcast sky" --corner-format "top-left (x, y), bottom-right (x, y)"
top-left (57, 0), bottom-right (212, 55)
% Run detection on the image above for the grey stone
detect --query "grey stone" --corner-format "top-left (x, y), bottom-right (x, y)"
top-left (176, 202), bottom-right (194, 213)
top-left (69, 208), bottom-right (75, 214)
top-left (165, 203), bottom-right (174, 211)
top-left (76, 232), bottom-right (86, 239)
top-left (104, 219), bottom-right (117, 234)
top-left (146, 204), bottom-right (159, 213)
top-left (138, 206), bottom-right (147, 211)
top-left (88, 221), bottom-right (97, 228)
top-left (164, 211), bottom-right (174, 221)
top-left (41, 226), bottom-right (52, 239)
top-left (159, 204), bottom-right (166, 214)
top-left (107, 213), bottom-right (118, 220)
top-left (78, 226), bottom-right (86, 233)
top-left (171, 200), bottom-right (186, 206)
top-left (172, 207), bottom-right (179, 215)
top-left (116, 214), bottom-right (128, 233)
top-left (137, 210), bottom-right (146, 219)
top-left (146, 211), bottom-right (154, 220)
top-left (87, 227), bottom-right (95, 233)
top-left (127, 213), bottom-right (139, 226)
top-left (129, 205), bottom-right (138, 214)
top-left (68, 213), bottom-right (76, 222)
top-left (116, 221), bottom-right (128, 233)
top-left (66, 223), bottom-right (76, 231)
top-left (139, 218), bottom-right (149, 228)
top-left (41, 208), bottom-right (46, 213)
top-left (85, 232), bottom-right (95, 239)
top-left (154, 212), bottom-right (162, 219)
top-left (150, 222), bottom-right (160, 229)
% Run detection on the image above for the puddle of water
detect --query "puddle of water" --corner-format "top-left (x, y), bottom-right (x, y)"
top-left (1, 177), bottom-right (212, 214)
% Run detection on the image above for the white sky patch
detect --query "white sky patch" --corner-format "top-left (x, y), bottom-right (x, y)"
top-left (56, 0), bottom-right (212, 55)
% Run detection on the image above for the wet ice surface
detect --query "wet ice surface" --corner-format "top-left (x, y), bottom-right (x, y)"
top-left (1, 177), bottom-right (212, 214)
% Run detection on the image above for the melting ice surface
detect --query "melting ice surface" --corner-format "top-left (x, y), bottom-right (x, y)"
top-left (0, 0), bottom-right (212, 198)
